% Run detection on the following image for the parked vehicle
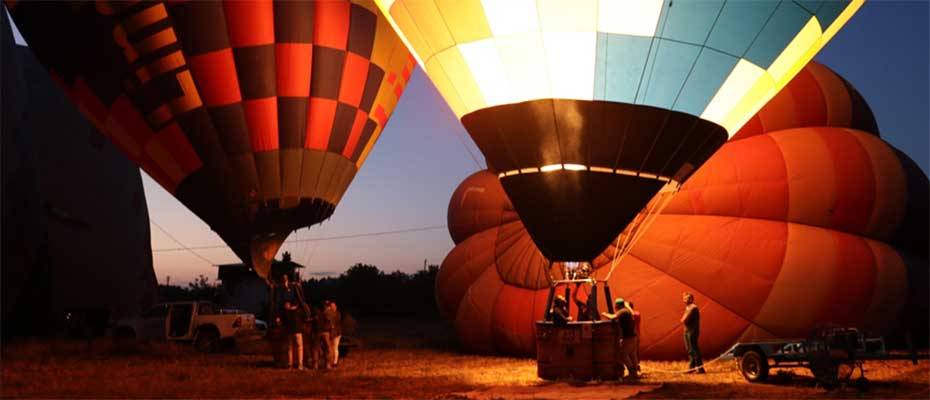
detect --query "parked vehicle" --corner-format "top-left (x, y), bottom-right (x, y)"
top-left (721, 326), bottom-right (928, 388)
top-left (112, 301), bottom-right (260, 352)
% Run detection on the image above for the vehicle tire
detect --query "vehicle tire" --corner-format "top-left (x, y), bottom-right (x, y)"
top-left (739, 350), bottom-right (769, 382)
top-left (195, 327), bottom-right (219, 353)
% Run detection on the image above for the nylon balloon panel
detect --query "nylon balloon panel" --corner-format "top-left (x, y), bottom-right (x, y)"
top-left (7, 1), bottom-right (414, 276)
top-left (377, 0), bottom-right (862, 135)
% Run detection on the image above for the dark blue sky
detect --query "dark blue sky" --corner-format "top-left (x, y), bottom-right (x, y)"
top-left (815, 0), bottom-right (928, 173)
top-left (13, 2), bottom-right (917, 283)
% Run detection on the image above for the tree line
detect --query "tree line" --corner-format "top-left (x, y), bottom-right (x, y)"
top-left (158, 263), bottom-right (441, 320)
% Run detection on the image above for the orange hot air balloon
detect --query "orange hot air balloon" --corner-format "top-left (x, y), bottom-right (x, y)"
top-left (438, 62), bottom-right (929, 358)
top-left (7, 1), bottom-right (415, 277)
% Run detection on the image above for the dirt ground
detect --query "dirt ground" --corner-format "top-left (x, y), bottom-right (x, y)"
top-left (2, 319), bottom-right (927, 399)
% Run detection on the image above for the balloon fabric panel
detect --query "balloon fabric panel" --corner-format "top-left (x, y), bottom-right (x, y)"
top-left (7, 1), bottom-right (413, 276)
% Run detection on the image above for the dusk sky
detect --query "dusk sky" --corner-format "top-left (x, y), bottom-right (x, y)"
top-left (13, 2), bottom-right (928, 285)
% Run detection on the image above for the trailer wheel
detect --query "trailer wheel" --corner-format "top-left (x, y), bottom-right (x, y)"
top-left (739, 350), bottom-right (769, 382)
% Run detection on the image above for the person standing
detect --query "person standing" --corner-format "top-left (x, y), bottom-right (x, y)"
top-left (572, 286), bottom-right (595, 321)
top-left (627, 301), bottom-right (641, 374)
top-left (319, 300), bottom-right (336, 369)
top-left (549, 295), bottom-right (572, 325)
top-left (283, 298), bottom-right (304, 370)
top-left (602, 298), bottom-right (637, 380)
top-left (307, 306), bottom-right (325, 369)
top-left (681, 292), bottom-right (705, 374)
top-left (327, 301), bottom-right (343, 367)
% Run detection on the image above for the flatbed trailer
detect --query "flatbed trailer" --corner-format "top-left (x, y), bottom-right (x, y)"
top-left (720, 326), bottom-right (928, 388)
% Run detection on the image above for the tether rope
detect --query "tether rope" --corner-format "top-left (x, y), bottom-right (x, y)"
top-left (602, 182), bottom-right (681, 282)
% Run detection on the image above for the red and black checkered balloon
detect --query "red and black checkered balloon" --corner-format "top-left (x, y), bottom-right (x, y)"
top-left (7, 0), bottom-right (415, 277)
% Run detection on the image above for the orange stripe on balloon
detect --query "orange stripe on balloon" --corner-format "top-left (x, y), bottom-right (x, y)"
top-left (757, 80), bottom-right (800, 134)
top-left (155, 122), bottom-right (203, 175)
top-left (491, 285), bottom-right (537, 354)
top-left (786, 67), bottom-right (827, 129)
top-left (770, 129), bottom-right (835, 229)
top-left (338, 53), bottom-right (370, 107)
top-left (732, 115), bottom-right (764, 141)
top-left (860, 240), bottom-right (908, 333)
top-left (819, 128), bottom-right (875, 233)
top-left (372, 105), bottom-right (388, 127)
top-left (728, 135), bottom-right (789, 220)
top-left (850, 131), bottom-right (908, 239)
top-left (107, 96), bottom-right (154, 158)
top-left (342, 109), bottom-right (368, 158)
top-left (188, 49), bottom-right (242, 106)
top-left (223, 0), bottom-right (275, 47)
top-left (313, 1), bottom-right (350, 50)
top-left (122, 3), bottom-right (169, 34)
top-left (807, 63), bottom-right (852, 127)
top-left (821, 233), bottom-right (876, 326)
top-left (454, 267), bottom-right (504, 353)
top-left (306, 97), bottom-right (337, 150)
top-left (243, 97), bottom-right (279, 152)
top-left (275, 43), bottom-right (313, 98)
top-left (136, 50), bottom-right (185, 84)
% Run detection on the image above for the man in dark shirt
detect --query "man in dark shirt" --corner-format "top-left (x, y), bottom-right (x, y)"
top-left (326, 301), bottom-right (343, 367)
top-left (681, 292), bottom-right (705, 374)
top-left (275, 274), bottom-right (303, 370)
top-left (572, 287), bottom-right (595, 322)
top-left (550, 295), bottom-right (572, 325)
top-left (627, 301), bottom-right (642, 374)
top-left (602, 298), bottom-right (638, 380)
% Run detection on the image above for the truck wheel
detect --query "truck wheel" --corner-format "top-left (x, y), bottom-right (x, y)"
top-left (195, 328), bottom-right (219, 353)
top-left (739, 350), bottom-right (769, 382)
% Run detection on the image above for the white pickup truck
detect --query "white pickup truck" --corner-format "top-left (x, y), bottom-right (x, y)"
top-left (113, 301), bottom-right (259, 352)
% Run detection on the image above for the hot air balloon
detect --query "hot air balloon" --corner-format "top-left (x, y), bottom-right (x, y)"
top-left (377, 0), bottom-right (864, 267)
top-left (438, 62), bottom-right (929, 358)
top-left (7, 1), bottom-right (415, 277)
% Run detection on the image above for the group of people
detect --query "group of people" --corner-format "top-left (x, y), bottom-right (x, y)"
top-left (274, 274), bottom-right (342, 371)
top-left (549, 290), bottom-right (705, 380)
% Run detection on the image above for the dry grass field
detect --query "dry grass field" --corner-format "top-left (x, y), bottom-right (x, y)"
top-left (2, 319), bottom-right (927, 399)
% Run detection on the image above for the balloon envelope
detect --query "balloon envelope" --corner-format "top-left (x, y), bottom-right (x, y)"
top-left (438, 61), bottom-right (928, 358)
top-left (8, 1), bottom-right (414, 277)
top-left (379, 0), bottom-right (864, 261)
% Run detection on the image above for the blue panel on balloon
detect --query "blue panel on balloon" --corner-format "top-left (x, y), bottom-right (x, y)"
top-left (673, 48), bottom-right (738, 117)
top-left (657, 0), bottom-right (725, 46)
top-left (705, 1), bottom-right (779, 57)
top-left (795, 1), bottom-right (825, 15)
top-left (744, 1), bottom-right (811, 68)
top-left (639, 39), bottom-right (701, 109)
top-left (594, 33), bottom-right (652, 104)
top-left (815, 1), bottom-right (850, 29)
top-left (672, 47), bottom-right (739, 116)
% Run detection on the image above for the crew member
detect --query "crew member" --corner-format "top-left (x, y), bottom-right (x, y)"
top-left (550, 295), bottom-right (572, 325)
top-left (276, 274), bottom-right (303, 370)
top-left (283, 298), bottom-right (303, 370)
top-left (602, 298), bottom-right (638, 380)
top-left (627, 301), bottom-right (641, 374)
top-left (572, 286), bottom-right (595, 322)
top-left (681, 292), bottom-right (705, 374)
top-left (327, 301), bottom-right (343, 367)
